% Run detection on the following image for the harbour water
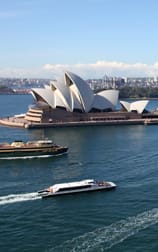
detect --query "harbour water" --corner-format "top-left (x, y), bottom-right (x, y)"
top-left (0, 95), bottom-right (158, 251)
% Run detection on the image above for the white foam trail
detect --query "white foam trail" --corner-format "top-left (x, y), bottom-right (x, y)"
top-left (0, 152), bottom-right (68, 160)
top-left (0, 155), bottom-right (53, 160)
top-left (50, 208), bottom-right (158, 252)
top-left (0, 192), bottom-right (41, 205)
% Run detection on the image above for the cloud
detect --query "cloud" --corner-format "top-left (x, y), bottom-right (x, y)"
top-left (43, 61), bottom-right (158, 79)
top-left (1, 60), bottom-right (158, 79)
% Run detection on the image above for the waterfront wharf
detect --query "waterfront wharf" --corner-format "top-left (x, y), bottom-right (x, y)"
top-left (1, 116), bottom-right (158, 129)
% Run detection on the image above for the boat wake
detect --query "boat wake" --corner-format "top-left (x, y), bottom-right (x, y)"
top-left (0, 154), bottom-right (66, 160)
top-left (49, 208), bottom-right (158, 252)
top-left (0, 192), bottom-right (41, 205)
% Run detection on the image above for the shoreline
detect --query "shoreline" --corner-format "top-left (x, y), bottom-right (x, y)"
top-left (1, 116), bottom-right (158, 129)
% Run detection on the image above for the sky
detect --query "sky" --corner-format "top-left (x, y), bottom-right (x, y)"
top-left (1, 0), bottom-right (158, 79)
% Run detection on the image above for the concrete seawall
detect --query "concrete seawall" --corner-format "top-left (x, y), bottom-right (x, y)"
top-left (0, 118), bottom-right (25, 128)
top-left (1, 117), bottom-right (158, 129)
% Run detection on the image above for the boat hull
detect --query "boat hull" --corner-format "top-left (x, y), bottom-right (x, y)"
top-left (0, 147), bottom-right (68, 159)
top-left (39, 183), bottom-right (116, 198)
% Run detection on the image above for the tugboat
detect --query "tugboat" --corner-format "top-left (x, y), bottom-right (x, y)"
top-left (0, 139), bottom-right (68, 159)
top-left (38, 179), bottom-right (116, 198)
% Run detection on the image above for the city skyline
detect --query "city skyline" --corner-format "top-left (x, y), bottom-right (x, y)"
top-left (1, 0), bottom-right (158, 79)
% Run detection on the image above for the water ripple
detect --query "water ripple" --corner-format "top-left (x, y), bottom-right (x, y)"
top-left (49, 208), bottom-right (158, 252)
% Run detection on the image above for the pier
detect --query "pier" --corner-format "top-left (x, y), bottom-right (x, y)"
top-left (1, 115), bottom-right (158, 129)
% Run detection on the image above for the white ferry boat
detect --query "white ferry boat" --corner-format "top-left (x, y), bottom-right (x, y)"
top-left (38, 179), bottom-right (117, 198)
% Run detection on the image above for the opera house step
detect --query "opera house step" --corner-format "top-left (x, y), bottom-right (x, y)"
top-left (24, 108), bottom-right (43, 123)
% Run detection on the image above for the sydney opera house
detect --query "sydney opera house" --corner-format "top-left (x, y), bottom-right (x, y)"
top-left (23, 71), bottom-right (152, 126)
top-left (24, 71), bottom-right (121, 124)
top-left (1, 71), bottom-right (158, 128)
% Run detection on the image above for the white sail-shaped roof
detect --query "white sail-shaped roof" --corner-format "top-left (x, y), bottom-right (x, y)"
top-left (31, 88), bottom-right (55, 108)
top-left (71, 91), bottom-right (83, 111)
top-left (65, 71), bottom-right (94, 112)
top-left (120, 100), bottom-right (149, 114)
top-left (50, 77), bottom-right (72, 111)
top-left (120, 100), bottom-right (131, 112)
top-left (97, 90), bottom-right (119, 107)
top-left (92, 90), bottom-right (119, 111)
top-left (31, 71), bottom-right (119, 113)
top-left (131, 100), bottom-right (149, 114)
top-left (92, 94), bottom-right (115, 110)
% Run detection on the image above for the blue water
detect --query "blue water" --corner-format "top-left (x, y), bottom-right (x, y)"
top-left (0, 95), bottom-right (158, 251)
